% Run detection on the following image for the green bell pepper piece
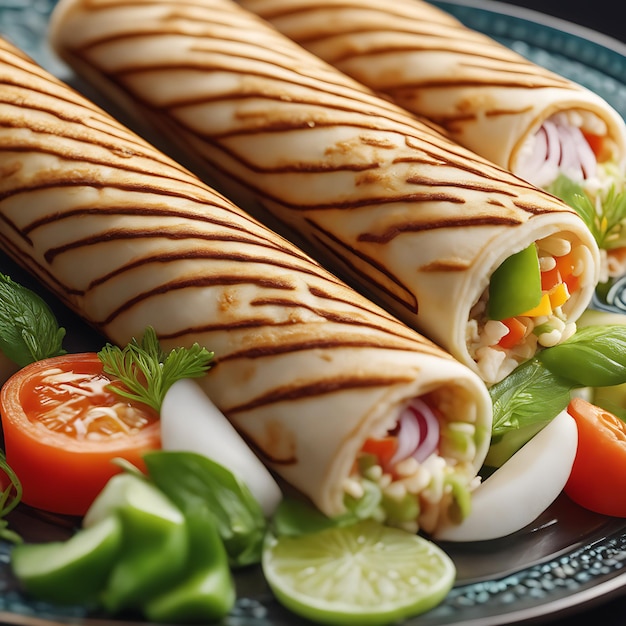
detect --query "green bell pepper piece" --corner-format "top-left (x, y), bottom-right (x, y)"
top-left (83, 472), bottom-right (189, 613)
top-left (11, 515), bottom-right (122, 605)
top-left (143, 504), bottom-right (236, 623)
top-left (487, 244), bottom-right (542, 320)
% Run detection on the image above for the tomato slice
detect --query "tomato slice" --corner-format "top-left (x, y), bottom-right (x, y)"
top-left (0, 353), bottom-right (161, 516)
top-left (564, 398), bottom-right (626, 517)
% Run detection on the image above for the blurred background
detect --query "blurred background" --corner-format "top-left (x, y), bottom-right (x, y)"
top-left (499, 0), bottom-right (624, 42)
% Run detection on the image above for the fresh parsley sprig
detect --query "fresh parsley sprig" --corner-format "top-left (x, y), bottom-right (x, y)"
top-left (98, 326), bottom-right (215, 412)
top-left (0, 273), bottom-right (66, 367)
top-left (549, 175), bottom-right (626, 250)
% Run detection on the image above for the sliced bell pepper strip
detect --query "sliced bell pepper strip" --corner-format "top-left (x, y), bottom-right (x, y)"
top-left (83, 472), bottom-right (189, 614)
top-left (519, 292), bottom-right (553, 317)
top-left (488, 244), bottom-right (542, 321)
top-left (143, 504), bottom-right (236, 622)
top-left (497, 317), bottom-right (527, 349)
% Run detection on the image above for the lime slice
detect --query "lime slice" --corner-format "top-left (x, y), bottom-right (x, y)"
top-left (262, 519), bottom-right (455, 625)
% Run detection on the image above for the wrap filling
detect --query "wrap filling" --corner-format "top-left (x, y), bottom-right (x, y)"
top-left (468, 234), bottom-right (594, 384)
top-left (344, 385), bottom-right (480, 535)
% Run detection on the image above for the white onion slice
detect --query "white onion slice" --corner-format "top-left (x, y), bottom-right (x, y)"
top-left (517, 117), bottom-right (598, 187)
top-left (433, 409), bottom-right (578, 542)
top-left (160, 378), bottom-right (282, 517)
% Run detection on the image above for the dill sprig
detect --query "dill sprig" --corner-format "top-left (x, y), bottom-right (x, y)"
top-left (549, 175), bottom-right (626, 250)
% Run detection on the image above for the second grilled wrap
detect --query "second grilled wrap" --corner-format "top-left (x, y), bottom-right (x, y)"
top-left (49, 0), bottom-right (602, 384)
top-left (0, 37), bottom-right (492, 534)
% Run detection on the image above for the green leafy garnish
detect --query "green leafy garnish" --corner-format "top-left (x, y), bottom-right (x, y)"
top-left (539, 324), bottom-right (626, 387)
top-left (549, 176), bottom-right (626, 249)
top-left (143, 450), bottom-right (266, 567)
top-left (487, 324), bottom-right (626, 466)
top-left (489, 357), bottom-right (572, 438)
top-left (0, 272), bottom-right (66, 367)
top-left (98, 327), bottom-right (214, 412)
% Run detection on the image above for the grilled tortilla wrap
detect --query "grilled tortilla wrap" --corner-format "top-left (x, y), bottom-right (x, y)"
top-left (239, 0), bottom-right (626, 282)
top-left (238, 0), bottom-right (626, 191)
top-left (48, 0), bottom-right (601, 384)
top-left (0, 37), bottom-right (492, 534)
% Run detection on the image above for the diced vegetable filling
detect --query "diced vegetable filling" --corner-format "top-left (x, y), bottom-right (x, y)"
top-left (468, 237), bottom-right (592, 384)
top-left (343, 389), bottom-right (479, 535)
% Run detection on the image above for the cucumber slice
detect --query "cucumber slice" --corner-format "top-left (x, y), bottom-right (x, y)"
top-left (83, 472), bottom-right (189, 612)
top-left (11, 515), bottom-right (122, 605)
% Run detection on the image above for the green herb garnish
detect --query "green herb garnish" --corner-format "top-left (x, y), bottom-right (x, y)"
top-left (98, 327), bottom-right (214, 412)
top-left (0, 272), bottom-right (66, 367)
top-left (143, 450), bottom-right (266, 567)
top-left (549, 175), bottom-right (626, 250)
top-left (0, 450), bottom-right (22, 543)
top-left (487, 324), bottom-right (626, 467)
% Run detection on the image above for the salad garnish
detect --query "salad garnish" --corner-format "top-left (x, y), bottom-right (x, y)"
top-left (98, 327), bottom-right (214, 412)
top-left (548, 175), bottom-right (626, 252)
top-left (487, 324), bottom-right (626, 467)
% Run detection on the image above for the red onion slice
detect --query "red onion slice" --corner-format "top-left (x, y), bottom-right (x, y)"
top-left (390, 399), bottom-right (440, 466)
top-left (517, 117), bottom-right (598, 187)
top-left (409, 399), bottom-right (441, 464)
top-left (389, 408), bottom-right (421, 465)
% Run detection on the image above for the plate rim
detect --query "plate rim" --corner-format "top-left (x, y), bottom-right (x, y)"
top-left (0, 0), bottom-right (626, 624)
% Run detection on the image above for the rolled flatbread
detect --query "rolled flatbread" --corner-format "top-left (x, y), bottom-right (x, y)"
top-left (0, 37), bottom-right (493, 534)
top-left (237, 0), bottom-right (626, 191)
top-left (48, 0), bottom-right (602, 384)
top-left (238, 0), bottom-right (626, 282)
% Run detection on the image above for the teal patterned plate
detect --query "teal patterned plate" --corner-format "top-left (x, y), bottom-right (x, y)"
top-left (1, 0), bottom-right (626, 624)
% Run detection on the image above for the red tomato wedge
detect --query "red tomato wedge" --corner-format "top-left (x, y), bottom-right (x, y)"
top-left (565, 398), bottom-right (626, 517)
top-left (0, 353), bottom-right (161, 516)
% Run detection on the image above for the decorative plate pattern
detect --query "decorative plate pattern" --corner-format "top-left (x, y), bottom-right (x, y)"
top-left (1, 0), bottom-right (626, 624)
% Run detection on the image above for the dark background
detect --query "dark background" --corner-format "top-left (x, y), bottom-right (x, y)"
top-left (497, 0), bottom-right (624, 43)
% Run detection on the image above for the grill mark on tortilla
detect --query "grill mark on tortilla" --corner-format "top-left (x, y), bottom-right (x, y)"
top-left (358, 214), bottom-right (524, 244)
top-left (0, 140), bottom-right (210, 201)
top-left (218, 335), bottom-right (436, 362)
top-left (242, 2), bottom-right (572, 87)
top-left (155, 291), bottom-right (428, 347)
top-left (228, 374), bottom-right (417, 414)
top-left (50, 239), bottom-right (337, 292)
top-left (305, 219), bottom-right (418, 314)
top-left (0, 89), bottom-right (181, 170)
top-left (61, 17), bottom-right (569, 209)
top-left (97, 274), bottom-right (297, 326)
